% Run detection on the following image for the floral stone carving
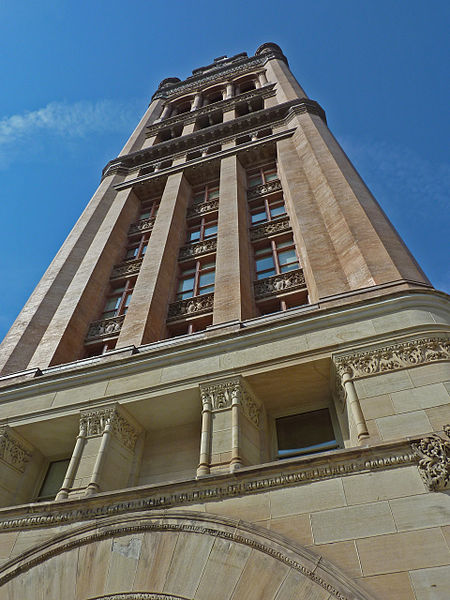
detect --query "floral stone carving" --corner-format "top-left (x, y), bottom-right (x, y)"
top-left (86, 315), bottom-right (125, 341)
top-left (167, 293), bottom-right (214, 321)
top-left (128, 217), bottom-right (155, 235)
top-left (412, 425), bottom-right (450, 491)
top-left (250, 216), bottom-right (291, 241)
top-left (179, 238), bottom-right (217, 261)
top-left (110, 258), bottom-right (142, 279)
top-left (0, 426), bottom-right (32, 472)
top-left (254, 269), bottom-right (306, 299)
top-left (200, 376), bottom-right (262, 426)
top-left (187, 197), bottom-right (219, 218)
top-left (80, 406), bottom-right (139, 451)
top-left (247, 178), bottom-right (282, 200)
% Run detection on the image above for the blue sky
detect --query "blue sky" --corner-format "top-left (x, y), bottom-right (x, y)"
top-left (0, 1), bottom-right (449, 341)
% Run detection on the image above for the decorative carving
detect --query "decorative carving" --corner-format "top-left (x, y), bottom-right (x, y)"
top-left (335, 337), bottom-right (450, 380)
top-left (88, 595), bottom-right (189, 600)
top-left (167, 293), bottom-right (214, 321)
top-left (86, 315), bottom-right (125, 341)
top-left (110, 258), bottom-right (142, 279)
top-left (247, 178), bottom-right (282, 199)
top-left (241, 389), bottom-right (262, 427)
top-left (179, 238), bottom-right (216, 261)
top-left (0, 426), bottom-right (32, 472)
top-left (200, 377), bottom-right (262, 426)
top-left (254, 269), bottom-right (306, 299)
top-left (128, 217), bottom-right (155, 235)
top-left (80, 406), bottom-right (139, 451)
top-left (0, 442), bottom-right (417, 533)
top-left (412, 425), bottom-right (450, 491)
top-left (187, 197), bottom-right (219, 218)
top-left (250, 216), bottom-right (291, 241)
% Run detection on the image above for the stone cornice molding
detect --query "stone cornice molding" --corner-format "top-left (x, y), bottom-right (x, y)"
top-left (102, 99), bottom-right (324, 178)
top-left (151, 52), bottom-right (278, 100)
top-left (146, 85), bottom-right (276, 135)
top-left (0, 438), bottom-right (417, 534)
top-left (412, 425), bottom-right (450, 491)
top-left (0, 426), bottom-right (32, 472)
top-left (79, 405), bottom-right (140, 451)
top-left (334, 336), bottom-right (449, 380)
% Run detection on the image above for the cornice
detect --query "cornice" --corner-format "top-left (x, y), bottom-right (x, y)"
top-left (102, 99), bottom-right (325, 180)
top-left (0, 437), bottom-right (418, 533)
top-left (0, 290), bottom-right (448, 410)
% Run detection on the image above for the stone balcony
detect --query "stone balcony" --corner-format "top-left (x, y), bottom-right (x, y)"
top-left (167, 293), bottom-right (214, 322)
top-left (128, 217), bottom-right (155, 236)
top-left (179, 238), bottom-right (217, 262)
top-left (247, 178), bottom-right (282, 200)
top-left (187, 197), bottom-right (219, 219)
top-left (249, 215), bottom-right (291, 241)
top-left (110, 258), bottom-right (142, 280)
top-left (254, 269), bottom-right (306, 300)
top-left (85, 315), bottom-right (125, 342)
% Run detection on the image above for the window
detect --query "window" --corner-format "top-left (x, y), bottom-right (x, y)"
top-left (101, 282), bottom-right (134, 318)
top-left (36, 459), bottom-right (70, 501)
top-left (250, 196), bottom-right (286, 225)
top-left (276, 409), bottom-right (339, 459)
top-left (187, 215), bottom-right (218, 243)
top-left (138, 200), bottom-right (159, 221)
top-left (192, 183), bottom-right (219, 205)
top-left (254, 237), bottom-right (299, 280)
top-left (247, 164), bottom-right (278, 188)
top-left (124, 233), bottom-right (150, 260)
top-left (177, 260), bottom-right (215, 300)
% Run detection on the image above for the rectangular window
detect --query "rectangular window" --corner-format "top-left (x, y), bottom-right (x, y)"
top-left (276, 409), bottom-right (338, 459)
top-left (192, 183), bottom-right (219, 204)
top-left (186, 215), bottom-right (218, 243)
top-left (250, 197), bottom-right (286, 224)
top-left (254, 237), bottom-right (299, 280)
top-left (177, 261), bottom-right (215, 299)
top-left (101, 282), bottom-right (133, 318)
top-left (36, 459), bottom-right (70, 501)
top-left (247, 164), bottom-right (278, 188)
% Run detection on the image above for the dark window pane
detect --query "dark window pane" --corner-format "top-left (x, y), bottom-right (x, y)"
top-left (204, 224), bottom-right (217, 238)
top-left (278, 249), bottom-right (296, 266)
top-left (38, 459), bottom-right (70, 500)
top-left (199, 271), bottom-right (215, 287)
top-left (276, 409), bottom-right (338, 458)
top-left (256, 255), bottom-right (275, 272)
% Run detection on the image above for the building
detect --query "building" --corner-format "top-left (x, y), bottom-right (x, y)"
top-left (0, 42), bottom-right (449, 599)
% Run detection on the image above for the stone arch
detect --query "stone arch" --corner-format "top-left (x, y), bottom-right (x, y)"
top-left (0, 511), bottom-right (375, 600)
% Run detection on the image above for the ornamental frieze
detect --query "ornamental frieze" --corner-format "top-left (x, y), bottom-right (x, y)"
top-left (86, 315), bottom-right (125, 341)
top-left (254, 269), bottom-right (306, 299)
top-left (250, 215), bottom-right (290, 241)
top-left (335, 337), bottom-right (450, 379)
top-left (80, 406), bottom-right (139, 451)
top-left (179, 238), bottom-right (217, 262)
top-left (167, 292), bottom-right (214, 321)
top-left (0, 426), bottom-right (32, 472)
top-left (187, 197), bottom-right (219, 218)
top-left (128, 217), bottom-right (155, 235)
top-left (110, 258), bottom-right (142, 280)
top-left (247, 178), bottom-right (282, 200)
top-left (412, 425), bottom-right (450, 491)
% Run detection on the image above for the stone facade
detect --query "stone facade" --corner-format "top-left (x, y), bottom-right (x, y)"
top-left (0, 44), bottom-right (449, 599)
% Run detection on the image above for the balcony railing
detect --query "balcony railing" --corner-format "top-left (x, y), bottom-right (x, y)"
top-left (250, 216), bottom-right (291, 241)
top-left (86, 315), bottom-right (125, 341)
top-left (167, 293), bottom-right (214, 321)
top-left (179, 238), bottom-right (217, 262)
top-left (128, 216), bottom-right (155, 236)
top-left (254, 269), bottom-right (306, 299)
top-left (110, 258), bottom-right (142, 280)
top-left (187, 197), bottom-right (219, 218)
top-left (247, 179), bottom-right (282, 200)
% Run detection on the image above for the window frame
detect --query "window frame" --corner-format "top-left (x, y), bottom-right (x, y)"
top-left (101, 280), bottom-right (134, 319)
top-left (186, 214), bottom-right (218, 244)
top-left (254, 236), bottom-right (299, 281)
top-left (247, 164), bottom-right (279, 188)
top-left (249, 195), bottom-right (286, 225)
top-left (176, 259), bottom-right (216, 300)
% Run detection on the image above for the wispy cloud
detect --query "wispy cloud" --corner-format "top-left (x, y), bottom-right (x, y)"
top-left (0, 99), bottom-right (141, 164)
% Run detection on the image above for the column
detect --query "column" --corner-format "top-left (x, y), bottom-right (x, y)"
top-left (55, 423), bottom-right (87, 500)
top-left (225, 82), bottom-right (234, 99)
top-left (213, 156), bottom-right (255, 324)
top-left (159, 103), bottom-right (172, 121)
top-left (191, 93), bottom-right (202, 111)
top-left (199, 376), bottom-right (263, 474)
top-left (258, 71), bottom-right (268, 86)
top-left (338, 368), bottom-right (369, 444)
top-left (118, 172), bottom-right (191, 346)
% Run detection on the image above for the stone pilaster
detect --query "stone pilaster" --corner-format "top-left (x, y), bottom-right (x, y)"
top-left (198, 376), bottom-right (263, 474)
top-left (213, 156), bottom-right (255, 324)
top-left (118, 172), bottom-right (191, 346)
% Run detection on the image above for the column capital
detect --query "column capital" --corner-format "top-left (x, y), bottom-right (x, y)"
top-left (0, 425), bottom-right (33, 472)
top-left (79, 404), bottom-right (141, 451)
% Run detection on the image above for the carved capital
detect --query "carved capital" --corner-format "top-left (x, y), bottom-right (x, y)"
top-left (200, 377), bottom-right (262, 426)
top-left (335, 337), bottom-right (450, 380)
top-left (0, 426), bottom-right (32, 472)
top-left (412, 425), bottom-right (450, 491)
top-left (80, 406), bottom-right (139, 451)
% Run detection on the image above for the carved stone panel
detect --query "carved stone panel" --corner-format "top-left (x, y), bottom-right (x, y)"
top-left (250, 216), bottom-right (291, 241)
top-left (247, 178), bottom-right (282, 200)
top-left (179, 238), bottom-right (217, 261)
top-left (412, 425), bottom-right (450, 491)
top-left (86, 315), bottom-right (125, 341)
top-left (167, 293), bottom-right (214, 321)
top-left (0, 426), bottom-right (32, 472)
top-left (187, 197), bottom-right (219, 218)
top-left (110, 258), bottom-right (142, 280)
top-left (128, 217), bottom-right (155, 236)
top-left (254, 269), bottom-right (306, 299)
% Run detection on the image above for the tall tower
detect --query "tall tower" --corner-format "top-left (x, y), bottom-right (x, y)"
top-left (0, 44), bottom-right (449, 600)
